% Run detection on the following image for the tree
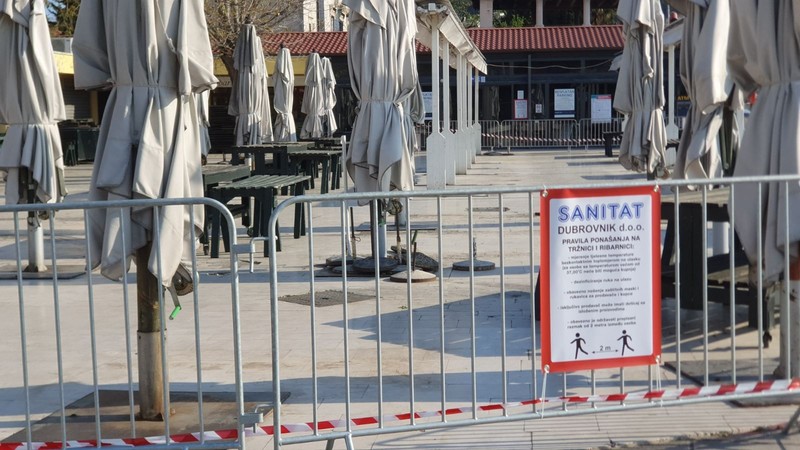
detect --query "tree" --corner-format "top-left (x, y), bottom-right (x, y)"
top-left (449, 0), bottom-right (479, 28)
top-left (204, 0), bottom-right (306, 82)
top-left (494, 12), bottom-right (530, 28)
top-left (593, 8), bottom-right (618, 25)
top-left (48, 0), bottom-right (80, 36)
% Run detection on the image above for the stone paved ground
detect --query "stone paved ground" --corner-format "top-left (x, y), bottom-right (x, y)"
top-left (1, 148), bottom-right (798, 449)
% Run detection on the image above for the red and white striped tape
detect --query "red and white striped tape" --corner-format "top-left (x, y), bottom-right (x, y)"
top-left (3, 379), bottom-right (797, 450)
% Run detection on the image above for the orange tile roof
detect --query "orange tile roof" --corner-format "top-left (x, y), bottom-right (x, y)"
top-left (264, 25), bottom-right (623, 57)
top-left (467, 25), bottom-right (624, 53)
top-left (262, 32), bottom-right (348, 56)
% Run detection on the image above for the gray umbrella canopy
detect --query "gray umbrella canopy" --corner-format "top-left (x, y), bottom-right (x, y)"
top-left (728, 0), bottom-right (800, 283)
top-left (405, 79), bottom-right (425, 162)
top-left (669, 0), bottom-right (743, 180)
top-left (229, 23), bottom-right (272, 146)
top-left (73, 0), bottom-right (218, 284)
top-left (300, 52), bottom-right (325, 139)
top-left (321, 57), bottom-right (338, 137)
top-left (343, 0), bottom-right (418, 193)
top-left (0, 0), bottom-right (66, 205)
top-left (614, 0), bottom-right (667, 176)
top-left (273, 46), bottom-right (297, 142)
top-left (197, 90), bottom-right (212, 157)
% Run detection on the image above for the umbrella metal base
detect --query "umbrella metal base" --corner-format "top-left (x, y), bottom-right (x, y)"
top-left (330, 263), bottom-right (361, 277)
top-left (3, 389), bottom-right (289, 443)
top-left (352, 257), bottom-right (398, 275)
top-left (389, 269), bottom-right (437, 283)
top-left (452, 259), bottom-right (496, 272)
top-left (325, 255), bottom-right (356, 267)
top-left (0, 264), bottom-right (86, 280)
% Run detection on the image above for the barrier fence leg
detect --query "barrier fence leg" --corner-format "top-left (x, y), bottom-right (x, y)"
top-left (777, 257), bottom-right (800, 378)
top-left (783, 406), bottom-right (800, 435)
top-left (325, 436), bottom-right (355, 450)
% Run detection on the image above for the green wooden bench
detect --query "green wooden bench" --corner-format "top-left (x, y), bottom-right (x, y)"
top-left (289, 149), bottom-right (342, 194)
top-left (208, 174), bottom-right (310, 257)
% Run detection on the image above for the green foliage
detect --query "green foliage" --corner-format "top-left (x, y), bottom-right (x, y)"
top-left (593, 8), bottom-right (618, 25)
top-left (449, 0), bottom-right (479, 28)
top-left (48, 0), bottom-right (81, 36)
top-left (494, 12), bottom-right (531, 28)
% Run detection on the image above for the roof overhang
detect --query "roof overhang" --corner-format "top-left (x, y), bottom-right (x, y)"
top-left (416, 3), bottom-right (488, 73)
top-left (663, 17), bottom-right (684, 48)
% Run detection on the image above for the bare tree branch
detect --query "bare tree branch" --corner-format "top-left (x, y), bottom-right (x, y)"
top-left (205, 0), bottom-right (304, 69)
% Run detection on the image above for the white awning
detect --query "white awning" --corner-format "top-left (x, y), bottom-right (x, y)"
top-left (416, 4), bottom-right (487, 73)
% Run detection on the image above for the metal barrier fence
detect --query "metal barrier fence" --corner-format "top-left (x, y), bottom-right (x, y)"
top-left (0, 198), bottom-right (247, 450)
top-left (5, 175), bottom-right (800, 450)
top-left (417, 120), bottom-right (502, 151)
top-left (419, 119), bottom-right (626, 150)
top-left (266, 175), bottom-right (800, 449)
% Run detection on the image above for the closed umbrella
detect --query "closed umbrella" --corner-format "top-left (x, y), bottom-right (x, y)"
top-left (614, 0), bottom-right (668, 177)
top-left (259, 53), bottom-right (273, 143)
top-left (273, 46), bottom-right (296, 142)
top-left (73, 0), bottom-right (218, 284)
top-left (300, 52), bottom-right (325, 139)
top-left (343, 0), bottom-right (417, 193)
top-left (229, 23), bottom-right (272, 146)
top-left (728, 0), bottom-right (800, 284)
top-left (669, 0), bottom-right (743, 180)
top-left (321, 56), bottom-right (338, 137)
top-left (0, 0), bottom-right (66, 271)
top-left (197, 90), bottom-right (212, 157)
top-left (405, 79), bottom-right (425, 162)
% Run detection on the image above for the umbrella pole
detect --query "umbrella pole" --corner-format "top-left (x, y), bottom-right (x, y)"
top-left (25, 212), bottom-right (46, 272)
top-left (348, 206), bottom-right (356, 258)
top-left (778, 253), bottom-right (800, 379)
top-left (23, 169), bottom-right (46, 272)
top-left (368, 201), bottom-right (387, 258)
top-left (136, 243), bottom-right (170, 420)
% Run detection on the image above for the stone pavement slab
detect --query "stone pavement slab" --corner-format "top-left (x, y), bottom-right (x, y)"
top-left (2, 150), bottom-right (799, 450)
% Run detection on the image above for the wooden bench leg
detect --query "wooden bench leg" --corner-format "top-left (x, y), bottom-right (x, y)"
top-left (304, 160), bottom-right (315, 189)
top-left (320, 160), bottom-right (330, 194)
top-left (209, 194), bottom-right (222, 259)
top-left (331, 155), bottom-right (340, 190)
top-left (260, 189), bottom-right (280, 257)
top-left (209, 192), bottom-right (236, 258)
top-left (200, 205), bottom-right (211, 254)
top-left (294, 181), bottom-right (306, 238)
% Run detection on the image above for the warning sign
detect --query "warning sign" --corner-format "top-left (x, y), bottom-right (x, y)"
top-left (540, 186), bottom-right (661, 372)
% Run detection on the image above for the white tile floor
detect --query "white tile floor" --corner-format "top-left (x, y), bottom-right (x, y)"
top-left (1, 150), bottom-right (799, 450)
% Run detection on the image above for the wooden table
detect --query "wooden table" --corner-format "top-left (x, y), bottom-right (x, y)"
top-left (288, 148), bottom-right (342, 193)
top-left (202, 164), bottom-right (251, 189)
top-left (208, 174), bottom-right (310, 257)
top-left (200, 164), bottom-right (251, 254)
top-left (229, 143), bottom-right (311, 175)
top-left (301, 137), bottom-right (340, 148)
top-left (603, 132), bottom-right (679, 158)
top-left (660, 187), bottom-right (764, 327)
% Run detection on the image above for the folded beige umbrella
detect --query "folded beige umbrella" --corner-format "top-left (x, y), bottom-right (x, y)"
top-left (273, 46), bottom-right (297, 142)
top-left (728, 0), bottom-right (800, 284)
top-left (669, 0), bottom-right (743, 180)
top-left (197, 90), bottom-right (212, 157)
top-left (73, 0), bottom-right (218, 284)
top-left (321, 56), bottom-right (338, 137)
top-left (229, 23), bottom-right (272, 146)
top-left (0, 0), bottom-right (65, 206)
top-left (300, 52), bottom-right (325, 139)
top-left (614, 0), bottom-right (668, 177)
top-left (343, 0), bottom-right (418, 193)
top-left (0, 0), bottom-right (66, 272)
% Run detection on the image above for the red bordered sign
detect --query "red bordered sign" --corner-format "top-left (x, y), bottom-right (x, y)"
top-left (540, 186), bottom-right (661, 373)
